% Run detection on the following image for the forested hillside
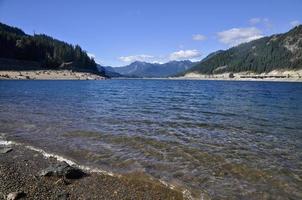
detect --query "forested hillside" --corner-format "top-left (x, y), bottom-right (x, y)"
top-left (0, 22), bottom-right (101, 74)
top-left (183, 25), bottom-right (302, 75)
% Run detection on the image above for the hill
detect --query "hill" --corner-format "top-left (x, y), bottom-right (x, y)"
top-left (182, 25), bottom-right (302, 76)
top-left (97, 65), bottom-right (124, 78)
top-left (113, 60), bottom-right (196, 78)
top-left (0, 22), bottom-right (102, 75)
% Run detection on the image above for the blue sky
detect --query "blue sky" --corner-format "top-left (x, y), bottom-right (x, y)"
top-left (0, 0), bottom-right (301, 66)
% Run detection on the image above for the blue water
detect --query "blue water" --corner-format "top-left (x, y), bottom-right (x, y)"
top-left (0, 79), bottom-right (302, 199)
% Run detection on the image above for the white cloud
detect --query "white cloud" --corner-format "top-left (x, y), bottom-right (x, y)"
top-left (87, 53), bottom-right (103, 64)
top-left (87, 53), bottom-right (96, 59)
top-left (192, 34), bottom-right (207, 41)
top-left (118, 50), bottom-right (202, 64)
top-left (262, 18), bottom-right (273, 29)
top-left (217, 27), bottom-right (263, 46)
top-left (118, 54), bottom-right (154, 63)
top-left (169, 49), bottom-right (202, 60)
top-left (249, 17), bottom-right (272, 29)
top-left (249, 18), bottom-right (261, 25)
top-left (290, 20), bottom-right (300, 27)
top-left (178, 44), bottom-right (185, 49)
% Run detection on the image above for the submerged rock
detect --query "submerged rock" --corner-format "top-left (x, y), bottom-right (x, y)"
top-left (7, 191), bottom-right (26, 200)
top-left (0, 147), bottom-right (13, 154)
top-left (39, 161), bottom-right (85, 179)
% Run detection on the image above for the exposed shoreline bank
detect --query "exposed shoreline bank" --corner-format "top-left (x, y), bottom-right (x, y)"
top-left (0, 70), bottom-right (106, 80)
top-left (1, 70), bottom-right (302, 82)
top-left (112, 77), bottom-right (302, 82)
top-left (0, 139), bottom-right (185, 200)
top-left (170, 76), bottom-right (302, 82)
top-left (174, 70), bottom-right (302, 82)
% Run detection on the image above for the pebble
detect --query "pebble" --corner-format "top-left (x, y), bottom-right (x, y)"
top-left (7, 191), bottom-right (25, 200)
top-left (39, 161), bottom-right (85, 179)
top-left (0, 147), bottom-right (13, 154)
top-left (56, 191), bottom-right (69, 200)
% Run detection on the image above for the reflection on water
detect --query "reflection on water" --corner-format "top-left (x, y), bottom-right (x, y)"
top-left (0, 79), bottom-right (302, 199)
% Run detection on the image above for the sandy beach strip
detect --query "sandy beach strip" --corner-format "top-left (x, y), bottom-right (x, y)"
top-left (174, 70), bottom-right (302, 82)
top-left (0, 70), bottom-right (106, 80)
top-left (0, 142), bottom-right (183, 200)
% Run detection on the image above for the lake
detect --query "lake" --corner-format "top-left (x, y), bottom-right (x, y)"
top-left (0, 79), bottom-right (301, 199)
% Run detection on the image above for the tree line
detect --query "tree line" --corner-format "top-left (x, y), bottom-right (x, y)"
top-left (186, 25), bottom-right (302, 75)
top-left (0, 22), bottom-right (99, 73)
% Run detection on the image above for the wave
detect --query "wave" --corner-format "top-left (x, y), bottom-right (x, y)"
top-left (0, 137), bottom-right (117, 177)
top-left (0, 137), bottom-right (195, 199)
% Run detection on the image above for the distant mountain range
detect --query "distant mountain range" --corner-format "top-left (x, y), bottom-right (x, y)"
top-left (107, 26), bottom-right (302, 78)
top-left (180, 25), bottom-right (302, 76)
top-left (106, 60), bottom-right (196, 78)
top-left (97, 65), bottom-right (123, 77)
top-left (2, 22), bottom-right (301, 79)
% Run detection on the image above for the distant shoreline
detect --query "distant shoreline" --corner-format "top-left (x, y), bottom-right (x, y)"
top-left (173, 70), bottom-right (302, 82)
top-left (1, 70), bottom-right (302, 82)
top-left (169, 77), bottom-right (302, 82)
top-left (111, 77), bottom-right (302, 82)
top-left (111, 77), bottom-right (302, 83)
top-left (0, 70), bottom-right (106, 80)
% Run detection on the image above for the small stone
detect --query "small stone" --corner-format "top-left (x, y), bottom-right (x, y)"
top-left (39, 163), bottom-right (67, 177)
top-left (0, 147), bottom-right (13, 154)
top-left (7, 191), bottom-right (25, 200)
top-left (55, 178), bottom-right (71, 185)
top-left (56, 191), bottom-right (69, 200)
top-left (39, 161), bottom-right (85, 179)
top-left (64, 167), bottom-right (85, 179)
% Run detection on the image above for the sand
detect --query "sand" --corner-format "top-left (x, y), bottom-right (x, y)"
top-left (178, 69), bottom-right (302, 82)
top-left (0, 70), bottom-right (106, 80)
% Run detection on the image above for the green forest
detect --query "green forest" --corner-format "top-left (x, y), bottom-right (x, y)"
top-left (184, 25), bottom-right (302, 75)
top-left (0, 22), bottom-right (100, 74)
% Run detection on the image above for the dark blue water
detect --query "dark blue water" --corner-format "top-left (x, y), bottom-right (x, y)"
top-left (0, 79), bottom-right (302, 199)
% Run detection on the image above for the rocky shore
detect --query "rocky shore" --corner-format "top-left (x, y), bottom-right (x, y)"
top-left (0, 70), bottom-right (105, 80)
top-left (178, 69), bottom-right (302, 82)
top-left (0, 143), bottom-right (183, 200)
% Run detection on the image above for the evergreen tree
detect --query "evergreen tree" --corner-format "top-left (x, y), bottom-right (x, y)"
top-left (0, 22), bottom-right (100, 74)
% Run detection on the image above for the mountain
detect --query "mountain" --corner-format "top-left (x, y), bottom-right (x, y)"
top-left (97, 65), bottom-right (123, 77)
top-left (0, 22), bottom-right (102, 75)
top-left (182, 25), bottom-right (302, 76)
top-left (113, 60), bottom-right (196, 78)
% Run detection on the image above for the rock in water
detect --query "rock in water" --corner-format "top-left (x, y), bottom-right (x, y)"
top-left (7, 191), bottom-right (25, 200)
top-left (39, 162), bottom-right (69, 177)
top-left (39, 161), bottom-right (85, 179)
top-left (0, 147), bottom-right (13, 154)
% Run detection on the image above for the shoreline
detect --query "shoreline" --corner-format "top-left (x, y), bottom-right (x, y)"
top-left (0, 70), bottom-right (106, 80)
top-left (0, 139), bottom-right (185, 200)
top-left (174, 70), bottom-right (302, 82)
top-left (110, 70), bottom-right (302, 82)
top-left (111, 77), bottom-right (302, 83)
top-left (1, 70), bottom-right (302, 82)
top-left (169, 77), bottom-right (302, 82)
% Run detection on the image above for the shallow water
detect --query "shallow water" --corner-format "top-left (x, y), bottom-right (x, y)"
top-left (0, 79), bottom-right (302, 199)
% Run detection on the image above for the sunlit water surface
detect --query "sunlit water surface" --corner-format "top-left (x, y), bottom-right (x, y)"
top-left (0, 79), bottom-right (301, 199)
